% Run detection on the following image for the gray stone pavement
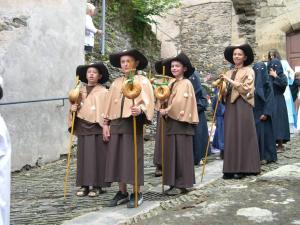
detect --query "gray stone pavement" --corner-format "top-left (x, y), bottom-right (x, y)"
top-left (11, 139), bottom-right (218, 225)
top-left (132, 135), bottom-right (300, 225)
top-left (11, 134), bottom-right (300, 225)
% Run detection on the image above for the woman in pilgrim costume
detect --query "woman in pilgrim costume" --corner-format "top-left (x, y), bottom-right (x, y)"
top-left (156, 53), bottom-right (199, 195)
top-left (221, 43), bottom-right (260, 179)
top-left (68, 62), bottom-right (110, 197)
top-left (103, 49), bottom-right (154, 208)
top-left (252, 62), bottom-right (277, 164)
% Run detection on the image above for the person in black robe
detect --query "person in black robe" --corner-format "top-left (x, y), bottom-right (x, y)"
top-left (212, 88), bottom-right (225, 159)
top-left (253, 62), bottom-right (277, 163)
top-left (189, 71), bottom-right (210, 165)
top-left (267, 58), bottom-right (290, 150)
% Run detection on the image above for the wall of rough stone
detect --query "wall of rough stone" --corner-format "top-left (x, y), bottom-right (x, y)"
top-left (179, 1), bottom-right (232, 74)
top-left (254, 0), bottom-right (300, 59)
top-left (154, 0), bottom-right (300, 74)
top-left (0, 0), bottom-right (85, 171)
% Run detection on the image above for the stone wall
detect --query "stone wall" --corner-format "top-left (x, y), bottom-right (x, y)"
top-left (254, 0), bottom-right (300, 59)
top-left (180, 1), bottom-right (232, 74)
top-left (0, 0), bottom-right (85, 171)
top-left (154, 0), bottom-right (300, 75)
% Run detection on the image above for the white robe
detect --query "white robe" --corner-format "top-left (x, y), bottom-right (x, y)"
top-left (0, 80), bottom-right (11, 225)
top-left (281, 60), bottom-right (296, 131)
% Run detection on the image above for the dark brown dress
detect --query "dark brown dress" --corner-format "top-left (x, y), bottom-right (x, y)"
top-left (163, 118), bottom-right (195, 188)
top-left (105, 115), bottom-right (145, 185)
top-left (223, 96), bottom-right (261, 174)
top-left (153, 114), bottom-right (165, 167)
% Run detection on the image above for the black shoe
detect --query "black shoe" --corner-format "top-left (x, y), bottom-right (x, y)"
top-left (220, 151), bottom-right (224, 160)
top-left (107, 191), bottom-right (129, 207)
top-left (127, 192), bottom-right (143, 208)
top-left (223, 173), bottom-right (234, 179)
top-left (154, 166), bottom-right (162, 177)
top-left (233, 173), bottom-right (245, 179)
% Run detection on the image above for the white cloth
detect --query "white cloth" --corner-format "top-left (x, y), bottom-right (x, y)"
top-left (281, 60), bottom-right (296, 129)
top-left (85, 15), bottom-right (97, 47)
top-left (0, 113), bottom-right (11, 225)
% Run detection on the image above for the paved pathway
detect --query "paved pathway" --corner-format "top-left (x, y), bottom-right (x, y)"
top-left (11, 134), bottom-right (300, 225)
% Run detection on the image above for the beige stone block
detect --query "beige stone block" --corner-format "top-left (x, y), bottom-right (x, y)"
top-left (267, 0), bottom-right (285, 7)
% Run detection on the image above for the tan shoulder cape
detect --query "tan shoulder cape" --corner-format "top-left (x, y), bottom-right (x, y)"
top-left (68, 84), bottom-right (108, 129)
top-left (164, 79), bottom-right (199, 124)
top-left (224, 66), bottom-right (255, 107)
top-left (104, 75), bottom-right (155, 122)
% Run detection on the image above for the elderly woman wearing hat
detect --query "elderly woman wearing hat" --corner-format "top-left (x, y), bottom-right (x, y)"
top-left (103, 49), bottom-right (154, 208)
top-left (155, 53), bottom-right (199, 195)
top-left (68, 62), bottom-right (110, 197)
top-left (221, 44), bottom-right (260, 179)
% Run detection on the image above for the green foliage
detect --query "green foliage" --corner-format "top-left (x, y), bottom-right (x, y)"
top-left (131, 0), bottom-right (181, 24)
top-left (105, 0), bottom-right (180, 40)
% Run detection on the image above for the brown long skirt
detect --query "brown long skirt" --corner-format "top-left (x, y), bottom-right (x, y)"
top-left (105, 117), bottom-right (144, 186)
top-left (76, 134), bottom-right (110, 187)
top-left (163, 135), bottom-right (195, 188)
top-left (153, 116), bottom-right (165, 166)
top-left (223, 97), bottom-right (260, 174)
top-left (163, 118), bottom-right (195, 188)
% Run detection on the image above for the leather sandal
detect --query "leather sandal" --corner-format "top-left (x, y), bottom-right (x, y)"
top-left (76, 186), bottom-right (89, 197)
top-left (88, 187), bottom-right (106, 197)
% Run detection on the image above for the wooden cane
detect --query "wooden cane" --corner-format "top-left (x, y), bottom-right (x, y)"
top-left (64, 76), bottom-right (80, 199)
top-left (201, 81), bottom-right (224, 182)
top-left (161, 66), bottom-right (166, 193)
top-left (132, 99), bottom-right (138, 208)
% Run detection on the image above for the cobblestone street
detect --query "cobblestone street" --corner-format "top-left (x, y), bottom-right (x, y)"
top-left (11, 135), bottom-right (300, 225)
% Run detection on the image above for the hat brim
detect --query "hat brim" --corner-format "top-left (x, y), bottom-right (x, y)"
top-left (224, 44), bottom-right (254, 67)
top-left (109, 49), bottom-right (148, 70)
top-left (76, 63), bottom-right (109, 84)
top-left (155, 53), bottom-right (195, 78)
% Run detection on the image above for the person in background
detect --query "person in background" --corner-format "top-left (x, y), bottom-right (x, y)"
top-left (294, 67), bottom-right (300, 134)
top-left (189, 71), bottom-right (210, 166)
top-left (253, 62), bottom-right (277, 164)
top-left (268, 49), bottom-right (296, 133)
top-left (85, 3), bottom-right (102, 53)
top-left (212, 88), bottom-right (225, 159)
top-left (0, 76), bottom-right (11, 225)
top-left (267, 56), bottom-right (290, 151)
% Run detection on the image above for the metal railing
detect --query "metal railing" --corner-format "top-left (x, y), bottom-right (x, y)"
top-left (0, 97), bottom-right (68, 107)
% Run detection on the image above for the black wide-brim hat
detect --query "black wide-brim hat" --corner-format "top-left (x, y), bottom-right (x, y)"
top-left (155, 53), bottom-right (195, 78)
top-left (154, 58), bottom-right (170, 75)
top-left (109, 49), bottom-right (148, 70)
top-left (76, 62), bottom-right (109, 84)
top-left (224, 43), bottom-right (254, 67)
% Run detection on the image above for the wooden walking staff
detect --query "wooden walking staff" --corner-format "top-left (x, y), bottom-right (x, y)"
top-left (121, 71), bottom-right (141, 208)
top-left (201, 76), bottom-right (226, 182)
top-left (161, 66), bottom-right (166, 193)
top-left (64, 76), bottom-right (81, 199)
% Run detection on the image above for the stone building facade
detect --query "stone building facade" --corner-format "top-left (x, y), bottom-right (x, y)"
top-left (0, 0), bottom-right (85, 171)
top-left (153, 0), bottom-right (300, 74)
